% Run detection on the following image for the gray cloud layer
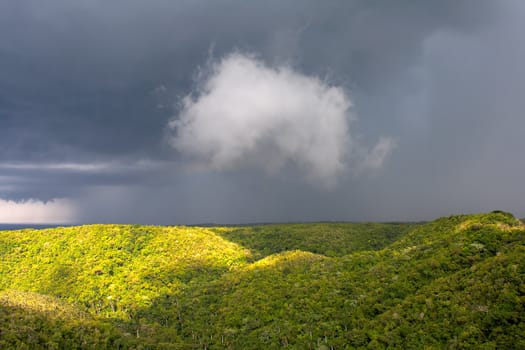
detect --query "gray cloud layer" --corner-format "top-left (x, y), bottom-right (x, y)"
top-left (0, 0), bottom-right (524, 223)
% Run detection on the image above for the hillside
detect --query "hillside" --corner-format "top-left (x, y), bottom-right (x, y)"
top-left (0, 212), bottom-right (524, 349)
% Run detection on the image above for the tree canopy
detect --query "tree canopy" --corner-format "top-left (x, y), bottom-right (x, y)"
top-left (1, 212), bottom-right (524, 349)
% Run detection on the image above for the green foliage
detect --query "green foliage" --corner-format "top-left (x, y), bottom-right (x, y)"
top-left (0, 225), bottom-right (249, 318)
top-left (1, 213), bottom-right (524, 349)
top-left (217, 222), bottom-right (414, 259)
top-left (0, 290), bottom-right (132, 349)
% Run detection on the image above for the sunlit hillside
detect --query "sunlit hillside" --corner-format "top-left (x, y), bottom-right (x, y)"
top-left (1, 212), bottom-right (524, 349)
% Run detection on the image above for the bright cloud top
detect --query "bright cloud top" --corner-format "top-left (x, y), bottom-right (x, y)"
top-left (0, 198), bottom-right (77, 224)
top-left (170, 52), bottom-right (393, 186)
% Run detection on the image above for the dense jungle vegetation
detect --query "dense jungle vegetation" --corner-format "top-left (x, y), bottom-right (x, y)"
top-left (1, 211), bottom-right (524, 349)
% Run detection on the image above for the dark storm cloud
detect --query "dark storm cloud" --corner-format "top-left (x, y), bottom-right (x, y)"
top-left (0, 0), bottom-right (495, 160)
top-left (0, 0), bottom-right (523, 223)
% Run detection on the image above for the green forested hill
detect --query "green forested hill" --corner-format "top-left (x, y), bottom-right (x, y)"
top-left (0, 212), bottom-right (524, 349)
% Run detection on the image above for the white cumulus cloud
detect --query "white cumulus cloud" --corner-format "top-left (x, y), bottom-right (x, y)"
top-left (0, 198), bottom-right (77, 224)
top-left (169, 52), bottom-right (394, 186)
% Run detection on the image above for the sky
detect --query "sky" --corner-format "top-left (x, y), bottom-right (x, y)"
top-left (1, 0), bottom-right (525, 224)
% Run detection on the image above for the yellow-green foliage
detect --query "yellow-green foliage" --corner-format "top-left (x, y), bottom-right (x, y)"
top-left (1, 212), bottom-right (524, 349)
top-left (0, 290), bottom-right (87, 320)
top-left (1, 225), bottom-right (249, 319)
top-left (0, 290), bottom-right (131, 349)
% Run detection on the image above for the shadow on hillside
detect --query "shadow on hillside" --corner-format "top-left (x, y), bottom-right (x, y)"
top-left (212, 222), bottom-right (416, 259)
top-left (127, 250), bottom-right (340, 349)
